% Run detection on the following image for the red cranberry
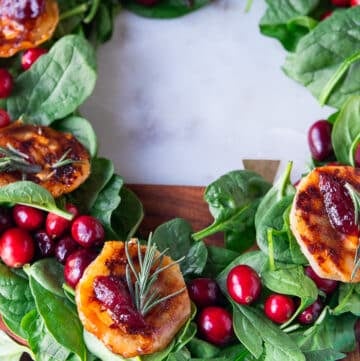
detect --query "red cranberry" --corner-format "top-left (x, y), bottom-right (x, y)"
top-left (71, 215), bottom-right (105, 248)
top-left (64, 249), bottom-right (97, 288)
top-left (351, 0), bottom-right (360, 5)
top-left (319, 173), bottom-right (358, 235)
top-left (54, 235), bottom-right (79, 264)
top-left (21, 48), bottom-right (48, 70)
top-left (331, 0), bottom-right (350, 5)
top-left (0, 69), bottom-right (13, 99)
top-left (197, 306), bottom-right (233, 346)
top-left (305, 266), bottom-right (338, 294)
top-left (13, 205), bottom-right (44, 231)
top-left (33, 230), bottom-right (55, 257)
top-left (264, 294), bottom-right (295, 324)
top-left (354, 143), bottom-right (360, 167)
top-left (0, 207), bottom-right (13, 233)
top-left (308, 120), bottom-right (333, 161)
top-left (0, 109), bottom-right (10, 128)
top-left (187, 278), bottom-right (222, 308)
top-left (46, 204), bottom-right (77, 239)
top-left (0, 228), bottom-right (34, 267)
top-left (0, 0), bottom-right (45, 21)
top-left (226, 264), bottom-right (262, 305)
top-left (298, 298), bottom-right (323, 325)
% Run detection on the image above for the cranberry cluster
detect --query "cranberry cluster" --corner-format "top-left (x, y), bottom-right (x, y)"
top-left (0, 203), bottom-right (105, 288)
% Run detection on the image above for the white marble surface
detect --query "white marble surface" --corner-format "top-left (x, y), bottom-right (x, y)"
top-left (81, 0), bottom-right (332, 186)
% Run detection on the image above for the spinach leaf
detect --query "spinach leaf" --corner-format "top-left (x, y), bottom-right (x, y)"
top-left (70, 157), bottom-right (114, 213)
top-left (21, 309), bottom-right (72, 361)
top-left (122, 0), bottom-right (210, 19)
top-left (332, 283), bottom-right (360, 316)
top-left (53, 115), bottom-right (98, 158)
top-left (193, 170), bottom-right (271, 252)
top-left (90, 174), bottom-right (123, 238)
top-left (331, 96), bottom-right (360, 165)
top-left (283, 6), bottom-right (360, 108)
top-left (0, 181), bottom-right (72, 219)
top-left (0, 330), bottom-right (31, 361)
top-left (29, 276), bottom-right (86, 361)
top-left (0, 263), bottom-right (35, 339)
top-left (187, 338), bottom-right (220, 358)
top-left (303, 349), bottom-right (346, 361)
top-left (152, 218), bottom-right (207, 278)
top-left (7, 35), bottom-right (97, 125)
top-left (110, 186), bottom-right (144, 240)
top-left (260, 0), bottom-right (319, 51)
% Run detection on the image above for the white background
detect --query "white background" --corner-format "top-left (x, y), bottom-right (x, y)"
top-left (81, 0), bottom-right (332, 185)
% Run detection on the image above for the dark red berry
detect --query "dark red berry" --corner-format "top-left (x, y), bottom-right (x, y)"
top-left (197, 306), bottom-right (233, 346)
top-left (13, 205), bottom-right (45, 231)
top-left (0, 227), bottom-right (34, 267)
top-left (65, 203), bottom-right (79, 218)
top-left (297, 298), bottom-right (323, 325)
top-left (351, 0), bottom-right (360, 5)
top-left (46, 203), bottom-right (77, 239)
top-left (354, 143), bottom-right (360, 168)
top-left (21, 48), bottom-right (48, 70)
top-left (54, 235), bottom-right (79, 264)
top-left (0, 69), bottom-right (13, 99)
top-left (187, 278), bottom-right (222, 308)
top-left (0, 109), bottom-right (10, 128)
top-left (33, 230), bottom-right (55, 257)
top-left (319, 173), bottom-right (358, 235)
top-left (320, 11), bottom-right (333, 20)
top-left (64, 249), bottom-right (97, 288)
top-left (71, 215), bottom-right (105, 248)
top-left (308, 120), bottom-right (333, 161)
top-left (0, 207), bottom-right (13, 233)
top-left (331, 0), bottom-right (350, 5)
top-left (264, 294), bottom-right (295, 324)
top-left (0, 0), bottom-right (45, 21)
top-left (305, 266), bottom-right (338, 294)
top-left (226, 264), bottom-right (262, 305)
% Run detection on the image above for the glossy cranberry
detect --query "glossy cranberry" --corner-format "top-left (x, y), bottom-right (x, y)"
top-left (197, 306), bottom-right (233, 346)
top-left (0, 0), bottom-right (45, 21)
top-left (308, 120), bottom-right (333, 161)
top-left (298, 299), bottom-right (323, 325)
top-left (264, 294), bottom-right (295, 324)
top-left (188, 278), bottom-right (222, 308)
top-left (227, 264), bottom-right (262, 305)
top-left (46, 204), bottom-right (77, 239)
top-left (0, 109), bottom-right (10, 128)
top-left (54, 235), bottom-right (79, 264)
top-left (351, 0), bottom-right (360, 5)
top-left (331, 0), bottom-right (350, 5)
top-left (0, 207), bottom-right (13, 233)
top-left (33, 230), bottom-right (55, 257)
top-left (0, 69), bottom-right (13, 99)
top-left (0, 228), bottom-right (34, 267)
top-left (319, 173), bottom-right (358, 235)
top-left (65, 203), bottom-right (79, 218)
top-left (305, 266), bottom-right (338, 294)
top-left (21, 48), bottom-right (48, 70)
top-left (71, 215), bottom-right (105, 248)
top-left (134, 0), bottom-right (159, 6)
top-left (13, 205), bottom-right (45, 231)
top-left (64, 249), bottom-right (97, 288)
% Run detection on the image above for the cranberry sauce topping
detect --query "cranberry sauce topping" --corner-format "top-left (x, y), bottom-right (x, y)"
top-left (0, 0), bottom-right (45, 21)
top-left (93, 275), bottom-right (146, 330)
top-left (319, 173), bottom-right (358, 235)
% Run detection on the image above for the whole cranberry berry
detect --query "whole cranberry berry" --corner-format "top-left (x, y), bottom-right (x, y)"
top-left (304, 266), bottom-right (338, 294)
top-left (264, 294), bottom-right (295, 324)
top-left (71, 215), bottom-right (105, 248)
top-left (64, 249), bottom-right (97, 288)
top-left (331, 0), bottom-right (350, 5)
top-left (54, 235), bottom-right (79, 264)
top-left (297, 299), bottom-right (323, 325)
top-left (13, 204), bottom-right (45, 231)
top-left (226, 264), bottom-right (262, 305)
top-left (0, 228), bottom-right (34, 267)
top-left (0, 69), bottom-right (13, 99)
top-left (0, 109), bottom-right (11, 128)
top-left (33, 230), bottom-right (55, 257)
top-left (21, 48), bottom-right (48, 70)
top-left (187, 278), bottom-right (222, 308)
top-left (46, 204), bottom-right (77, 239)
top-left (351, 0), bottom-right (360, 5)
top-left (308, 120), bottom-right (333, 161)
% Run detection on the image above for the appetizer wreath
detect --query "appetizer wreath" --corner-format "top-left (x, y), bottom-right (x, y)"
top-left (0, 2), bottom-right (359, 361)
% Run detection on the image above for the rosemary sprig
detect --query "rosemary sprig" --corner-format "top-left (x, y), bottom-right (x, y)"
top-left (345, 183), bottom-right (360, 280)
top-left (0, 143), bottom-right (41, 174)
top-left (125, 236), bottom-right (186, 317)
top-left (51, 148), bottom-right (76, 169)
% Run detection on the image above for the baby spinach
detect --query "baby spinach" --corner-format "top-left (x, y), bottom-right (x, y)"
top-left (121, 0), bottom-right (210, 19)
top-left (0, 264), bottom-right (35, 339)
top-left (0, 181), bottom-right (72, 219)
top-left (283, 6), bottom-right (360, 108)
top-left (260, 0), bottom-right (319, 51)
top-left (0, 330), bottom-right (31, 361)
top-left (332, 283), bottom-right (360, 316)
top-left (54, 115), bottom-right (98, 158)
top-left (331, 96), bottom-right (360, 166)
top-left (193, 170), bottom-right (271, 252)
top-left (302, 349), bottom-right (346, 361)
top-left (7, 35), bottom-right (97, 125)
top-left (202, 245), bottom-right (239, 277)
